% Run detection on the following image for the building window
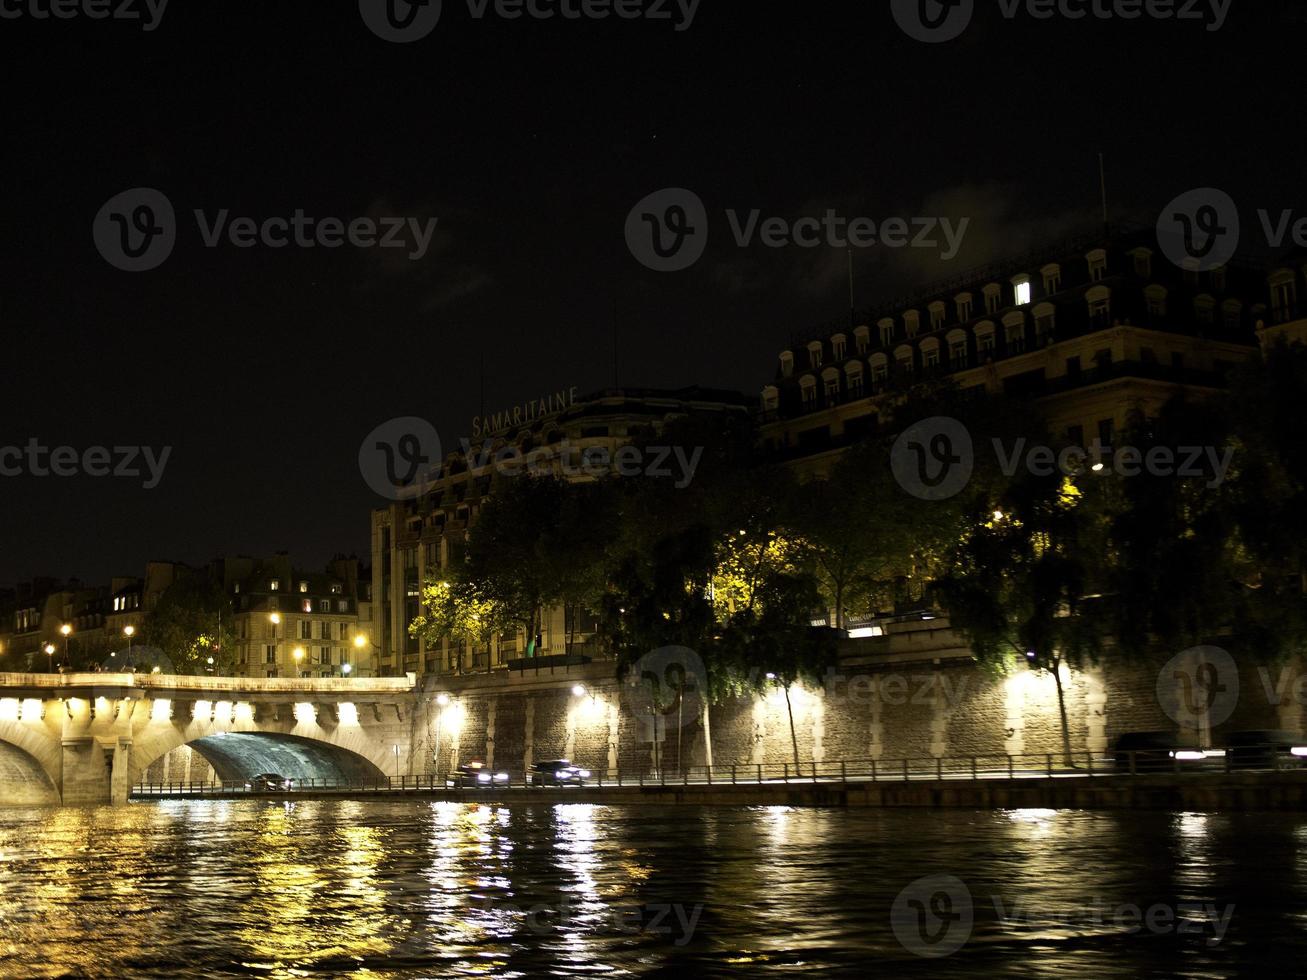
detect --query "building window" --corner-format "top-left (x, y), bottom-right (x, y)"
top-left (780, 351), bottom-right (795, 377)
top-left (895, 347), bottom-right (914, 375)
top-left (301, 600), bottom-right (312, 614)
top-left (1222, 299), bottom-right (1243, 329)
top-left (984, 283), bottom-right (1003, 314)
top-left (955, 293), bottom-right (973, 322)
top-left (1012, 275), bottom-right (1032, 306)
top-left (921, 340), bottom-right (941, 368)
top-left (299, 581), bottom-right (308, 593)
top-left (1145, 285), bottom-right (1167, 319)
top-left (1004, 314), bottom-right (1026, 354)
top-left (831, 334), bottom-right (847, 361)
top-left (878, 318), bottom-right (895, 348)
top-left (854, 325), bottom-right (870, 354)
top-left (1033, 303), bottom-right (1056, 343)
top-left (299, 620), bottom-right (311, 639)
top-left (903, 310), bottom-right (921, 337)
top-left (949, 339), bottom-right (967, 367)
top-left (1041, 264), bottom-right (1062, 294)
top-left (1086, 286), bottom-right (1112, 327)
top-left (269, 580), bottom-right (280, 592)
top-left (870, 355), bottom-right (889, 384)
top-left (265, 646), bottom-right (276, 664)
top-left (977, 330), bottom-right (996, 358)
top-left (268, 597), bottom-right (280, 612)
top-left (1194, 295), bottom-right (1216, 326)
top-left (928, 302), bottom-right (946, 331)
top-left (845, 364), bottom-right (864, 399)
top-left (1087, 249), bottom-right (1108, 282)
top-left (808, 342), bottom-right (823, 369)
top-left (822, 370), bottom-right (840, 402)
top-left (762, 386), bottom-right (779, 413)
top-left (800, 376), bottom-right (817, 408)
top-left (1132, 249), bottom-right (1153, 278)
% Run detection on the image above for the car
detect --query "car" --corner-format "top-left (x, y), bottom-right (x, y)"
top-left (1111, 732), bottom-right (1212, 773)
top-left (446, 762), bottom-right (511, 789)
top-left (245, 773), bottom-right (293, 792)
top-left (529, 759), bottom-right (590, 787)
top-left (1221, 730), bottom-right (1307, 770)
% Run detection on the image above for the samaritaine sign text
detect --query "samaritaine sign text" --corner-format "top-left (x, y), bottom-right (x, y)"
top-left (472, 387), bottom-right (579, 439)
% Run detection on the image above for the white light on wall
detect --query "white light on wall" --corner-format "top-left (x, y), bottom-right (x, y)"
top-left (214, 701), bottom-right (233, 725)
top-left (1015, 281), bottom-right (1032, 305)
top-left (338, 702), bottom-right (359, 726)
top-left (192, 700), bottom-right (212, 721)
top-left (848, 627), bottom-right (883, 639)
top-left (294, 702), bottom-right (316, 725)
top-left (0, 699), bottom-right (18, 722)
top-left (151, 699), bottom-right (171, 722)
top-left (20, 699), bottom-right (42, 722)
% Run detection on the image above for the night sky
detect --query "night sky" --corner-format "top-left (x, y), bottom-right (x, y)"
top-left (2, 0), bottom-right (1303, 586)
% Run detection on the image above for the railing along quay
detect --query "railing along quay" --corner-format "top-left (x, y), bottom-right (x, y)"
top-left (131, 747), bottom-right (1307, 799)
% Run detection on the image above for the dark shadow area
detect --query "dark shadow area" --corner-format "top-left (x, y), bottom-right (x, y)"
top-left (187, 733), bottom-right (385, 783)
top-left (0, 742), bottom-right (59, 806)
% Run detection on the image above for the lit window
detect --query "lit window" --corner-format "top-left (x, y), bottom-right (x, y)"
top-left (1012, 276), bottom-right (1032, 306)
top-left (269, 580), bottom-right (280, 592)
top-left (299, 581), bottom-right (308, 594)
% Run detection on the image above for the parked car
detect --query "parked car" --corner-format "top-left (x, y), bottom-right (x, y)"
top-left (529, 760), bottom-right (590, 787)
top-left (1111, 733), bottom-right (1211, 773)
top-left (1221, 730), bottom-right (1307, 770)
top-left (447, 762), bottom-right (511, 789)
top-left (245, 773), bottom-right (293, 792)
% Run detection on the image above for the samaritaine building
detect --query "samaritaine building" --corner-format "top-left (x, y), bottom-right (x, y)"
top-left (370, 387), bottom-right (752, 678)
top-left (760, 231), bottom-right (1269, 474)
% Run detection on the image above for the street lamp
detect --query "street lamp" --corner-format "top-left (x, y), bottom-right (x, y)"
top-left (572, 684), bottom-right (587, 698)
top-left (341, 663), bottom-right (353, 677)
top-left (59, 624), bottom-right (72, 669)
top-left (44, 643), bottom-right (55, 673)
top-left (293, 646), bottom-right (305, 677)
top-left (123, 625), bottom-right (135, 664)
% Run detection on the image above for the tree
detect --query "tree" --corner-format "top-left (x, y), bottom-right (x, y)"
top-left (142, 575), bottom-right (237, 674)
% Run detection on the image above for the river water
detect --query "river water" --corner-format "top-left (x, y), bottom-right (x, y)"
top-left (0, 801), bottom-right (1303, 978)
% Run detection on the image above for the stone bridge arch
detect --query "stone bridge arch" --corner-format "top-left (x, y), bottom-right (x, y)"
top-left (0, 717), bottom-right (61, 806)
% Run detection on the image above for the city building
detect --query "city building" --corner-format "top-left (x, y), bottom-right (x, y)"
top-left (760, 230), bottom-right (1268, 476)
top-left (227, 555), bottom-right (374, 679)
top-left (370, 387), bottom-right (753, 678)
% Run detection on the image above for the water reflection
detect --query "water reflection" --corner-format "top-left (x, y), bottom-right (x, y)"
top-left (0, 803), bottom-right (1303, 978)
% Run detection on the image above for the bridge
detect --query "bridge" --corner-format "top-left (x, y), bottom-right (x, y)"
top-left (0, 673), bottom-right (422, 806)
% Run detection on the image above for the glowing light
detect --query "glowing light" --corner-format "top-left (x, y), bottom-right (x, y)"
top-left (339, 702), bottom-right (360, 726)
top-left (993, 510), bottom-right (1005, 522)
top-left (848, 627), bottom-right (883, 639)
top-left (192, 700), bottom-right (213, 721)
top-left (123, 625), bottom-right (135, 637)
top-left (94, 696), bottom-right (109, 717)
top-left (292, 647), bottom-right (305, 663)
top-left (1015, 280), bottom-right (1032, 305)
top-left (214, 701), bottom-right (233, 725)
top-left (59, 624), bottom-right (72, 637)
top-left (0, 699), bottom-right (19, 722)
top-left (436, 693), bottom-right (451, 707)
top-left (294, 702), bottom-right (316, 724)
top-left (151, 698), bottom-right (171, 722)
top-left (235, 702), bottom-right (255, 723)
top-left (20, 699), bottom-right (42, 721)
top-left (353, 635), bottom-right (367, 649)
top-left (571, 684), bottom-right (587, 698)
top-left (342, 664), bottom-right (352, 676)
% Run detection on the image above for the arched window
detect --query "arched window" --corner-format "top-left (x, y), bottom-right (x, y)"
top-left (1041, 264), bottom-right (1062, 295)
top-left (955, 292), bottom-right (974, 323)
top-left (845, 362), bottom-right (865, 399)
top-left (903, 310), bottom-right (921, 337)
top-left (807, 341), bottom-right (824, 369)
top-left (877, 317), bottom-right (895, 347)
top-left (983, 282), bottom-right (1004, 314)
top-left (870, 352), bottom-right (890, 384)
top-left (1269, 269), bottom-right (1298, 323)
top-left (1011, 274), bottom-right (1032, 306)
top-left (821, 367), bottom-right (841, 401)
top-left (1003, 311), bottom-right (1027, 353)
top-left (946, 328), bottom-right (969, 368)
top-left (1194, 294), bottom-right (1217, 326)
top-left (799, 374), bottom-right (817, 408)
top-left (854, 325), bottom-right (871, 354)
top-left (974, 321), bottom-right (996, 360)
top-left (1086, 248), bottom-right (1108, 282)
top-left (928, 301), bottom-right (947, 331)
top-left (779, 351), bottom-right (794, 378)
top-left (1086, 285), bottom-right (1112, 327)
top-left (919, 336), bottom-right (941, 369)
top-left (1144, 284), bottom-right (1168, 320)
top-left (1032, 302), bottom-right (1057, 343)
top-left (894, 344), bottom-right (915, 375)
top-left (831, 333), bottom-right (847, 361)
top-left (761, 386), bottom-right (779, 413)
top-left (1221, 298), bottom-right (1243, 330)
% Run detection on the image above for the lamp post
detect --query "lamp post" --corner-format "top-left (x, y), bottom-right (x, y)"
top-left (341, 663), bottom-right (353, 677)
top-left (353, 633), bottom-right (380, 677)
top-left (59, 624), bottom-right (72, 670)
top-left (44, 643), bottom-right (55, 674)
top-left (123, 625), bottom-right (135, 667)
top-left (293, 646), bottom-right (305, 678)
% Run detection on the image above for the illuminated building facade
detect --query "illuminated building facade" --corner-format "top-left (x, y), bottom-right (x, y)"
top-left (370, 388), bottom-right (752, 678)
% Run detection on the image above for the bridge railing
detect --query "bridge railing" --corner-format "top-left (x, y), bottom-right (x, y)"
top-left (129, 746), bottom-right (1307, 798)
